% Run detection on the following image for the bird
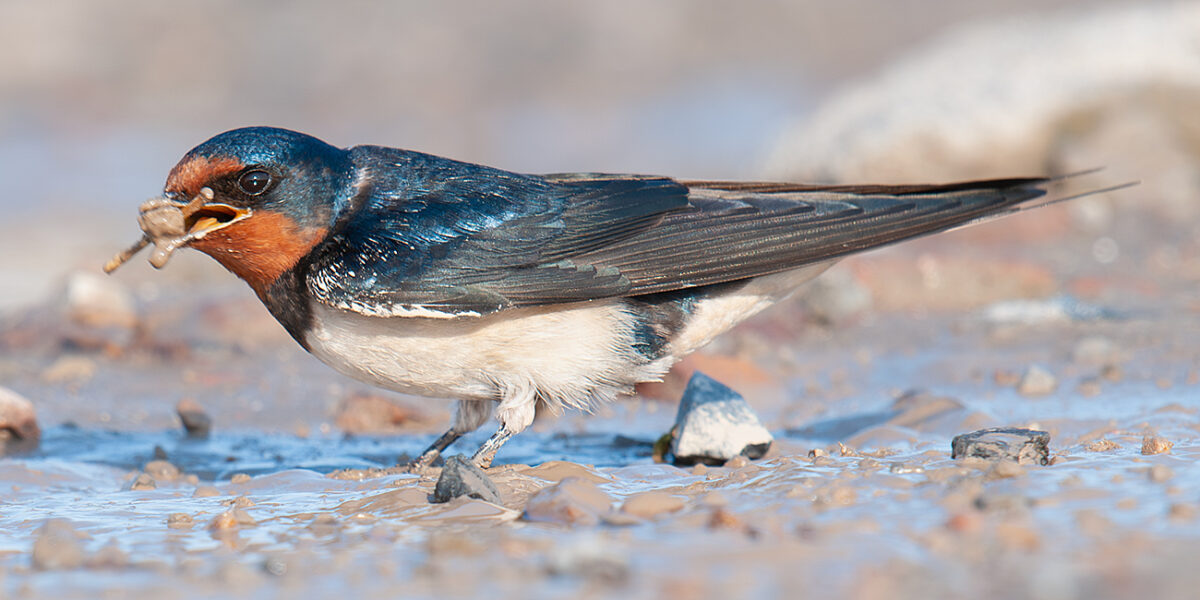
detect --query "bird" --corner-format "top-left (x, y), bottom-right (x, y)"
top-left (105, 126), bottom-right (1118, 470)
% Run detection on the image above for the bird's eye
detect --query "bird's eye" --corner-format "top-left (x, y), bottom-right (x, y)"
top-left (238, 170), bottom-right (271, 196)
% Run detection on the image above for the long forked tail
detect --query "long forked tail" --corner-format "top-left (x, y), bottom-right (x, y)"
top-left (582, 171), bottom-right (1135, 297)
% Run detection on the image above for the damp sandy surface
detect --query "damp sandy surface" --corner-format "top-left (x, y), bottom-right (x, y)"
top-left (2, 3), bottom-right (1199, 598)
top-left (1, 272), bottom-right (1198, 600)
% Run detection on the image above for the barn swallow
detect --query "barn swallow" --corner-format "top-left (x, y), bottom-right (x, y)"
top-left (106, 126), bottom-right (1119, 469)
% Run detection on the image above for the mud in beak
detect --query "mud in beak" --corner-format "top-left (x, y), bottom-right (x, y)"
top-left (182, 202), bottom-right (251, 239)
top-left (103, 187), bottom-right (252, 273)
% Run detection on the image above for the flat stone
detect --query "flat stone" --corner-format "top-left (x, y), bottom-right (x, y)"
top-left (951, 427), bottom-right (1050, 466)
top-left (430, 455), bottom-right (502, 505)
top-left (669, 371), bottom-right (773, 466)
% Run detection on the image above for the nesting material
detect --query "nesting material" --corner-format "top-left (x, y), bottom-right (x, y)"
top-left (104, 187), bottom-right (218, 273)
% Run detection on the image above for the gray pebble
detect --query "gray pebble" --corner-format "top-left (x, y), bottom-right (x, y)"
top-left (430, 455), bottom-right (502, 504)
top-left (669, 371), bottom-right (773, 466)
top-left (125, 472), bottom-right (157, 491)
top-left (951, 427), bottom-right (1050, 466)
top-left (176, 399), bottom-right (212, 437)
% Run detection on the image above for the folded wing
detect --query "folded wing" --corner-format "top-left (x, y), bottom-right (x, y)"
top-left (306, 148), bottom-right (1048, 317)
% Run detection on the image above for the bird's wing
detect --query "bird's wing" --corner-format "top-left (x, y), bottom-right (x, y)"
top-left (306, 148), bottom-right (1049, 317)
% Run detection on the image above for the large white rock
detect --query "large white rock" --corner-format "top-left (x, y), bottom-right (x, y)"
top-left (669, 372), bottom-right (773, 466)
top-left (764, 2), bottom-right (1200, 222)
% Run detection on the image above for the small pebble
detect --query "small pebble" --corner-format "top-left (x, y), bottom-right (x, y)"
top-left (1141, 435), bottom-right (1173, 455)
top-left (1100, 364), bottom-right (1124, 382)
top-left (264, 557), bottom-right (288, 576)
top-left (166, 513), bottom-right (195, 529)
top-left (1169, 503), bottom-right (1198, 521)
top-left (176, 399), bottom-right (212, 437)
top-left (430, 456), bottom-right (502, 504)
top-left (1017, 365), bottom-right (1058, 396)
top-left (1149, 464), bottom-right (1175, 482)
top-left (0, 386), bottom-right (40, 443)
top-left (1085, 439), bottom-right (1119, 452)
top-left (723, 455), bottom-right (750, 469)
top-left (951, 428), bottom-right (1050, 465)
top-left (31, 519), bottom-right (86, 570)
top-left (708, 508), bottom-right (752, 534)
top-left (230, 473), bottom-right (251, 484)
top-left (193, 486), bottom-right (221, 498)
top-left (210, 509), bottom-right (254, 531)
top-left (125, 473), bottom-right (157, 491)
top-left (143, 460), bottom-right (181, 481)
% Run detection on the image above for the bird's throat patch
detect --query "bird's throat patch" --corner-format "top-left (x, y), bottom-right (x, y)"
top-left (190, 211), bottom-right (326, 298)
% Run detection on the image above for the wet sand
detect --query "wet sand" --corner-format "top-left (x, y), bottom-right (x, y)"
top-left (2, 2), bottom-right (1198, 598)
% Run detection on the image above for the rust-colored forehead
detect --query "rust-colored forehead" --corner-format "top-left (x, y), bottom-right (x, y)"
top-left (164, 155), bottom-right (245, 197)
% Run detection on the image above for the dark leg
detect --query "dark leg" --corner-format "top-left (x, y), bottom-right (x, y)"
top-left (406, 399), bottom-right (492, 472)
top-left (470, 425), bottom-right (515, 469)
top-left (406, 429), bottom-right (463, 472)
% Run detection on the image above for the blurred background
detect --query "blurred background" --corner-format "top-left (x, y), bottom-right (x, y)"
top-left (2, 3), bottom-right (1199, 597)
top-left (5, 0), bottom-right (1193, 312)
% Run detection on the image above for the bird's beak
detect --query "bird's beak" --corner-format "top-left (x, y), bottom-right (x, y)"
top-left (104, 187), bottom-right (253, 273)
top-left (179, 201), bottom-right (253, 240)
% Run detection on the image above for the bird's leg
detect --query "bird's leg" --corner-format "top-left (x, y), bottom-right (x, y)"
top-left (470, 380), bottom-right (538, 469)
top-left (407, 399), bottom-right (493, 472)
top-left (470, 425), bottom-right (515, 469)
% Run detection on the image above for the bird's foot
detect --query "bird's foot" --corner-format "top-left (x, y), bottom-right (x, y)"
top-left (470, 426), bottom-right (515, 470)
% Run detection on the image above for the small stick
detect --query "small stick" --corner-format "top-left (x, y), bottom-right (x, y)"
top-left (103, 235), bottom-right (151, 274)
top-left (102, 187), bottom-right (216, 274)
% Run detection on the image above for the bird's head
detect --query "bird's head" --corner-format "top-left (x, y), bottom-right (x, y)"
top-left (149, 127), bottom-right (354, 295)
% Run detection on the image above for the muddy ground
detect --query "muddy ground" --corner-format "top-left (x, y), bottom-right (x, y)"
top-left (2, 2), bottom-right (1199, 599)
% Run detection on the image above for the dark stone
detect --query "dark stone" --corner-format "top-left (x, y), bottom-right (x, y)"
top-left (176, 399), bottom-right (212, 438)
top-left (669, 371), bottom-right (773, 466)
top-left (430, 455), bottom-right (502, 504)
top-left (951, 427), bottom-right (1050, 465)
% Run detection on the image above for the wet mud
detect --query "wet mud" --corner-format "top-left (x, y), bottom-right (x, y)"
top-left (2, 267), bottom-right (1198, 599)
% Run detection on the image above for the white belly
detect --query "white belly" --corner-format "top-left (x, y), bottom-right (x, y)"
top-left (304, 262), bottom-right (834, 410)
top-left (304, 299), bottom-right (658, 410)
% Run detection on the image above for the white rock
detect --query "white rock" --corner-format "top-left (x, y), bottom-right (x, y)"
top-left (670, 372), bottom-right (773, 465)
top-left (764, 2), bottom-right (1200, 199)
top-left (64, 271), bottom-right (137, 329)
